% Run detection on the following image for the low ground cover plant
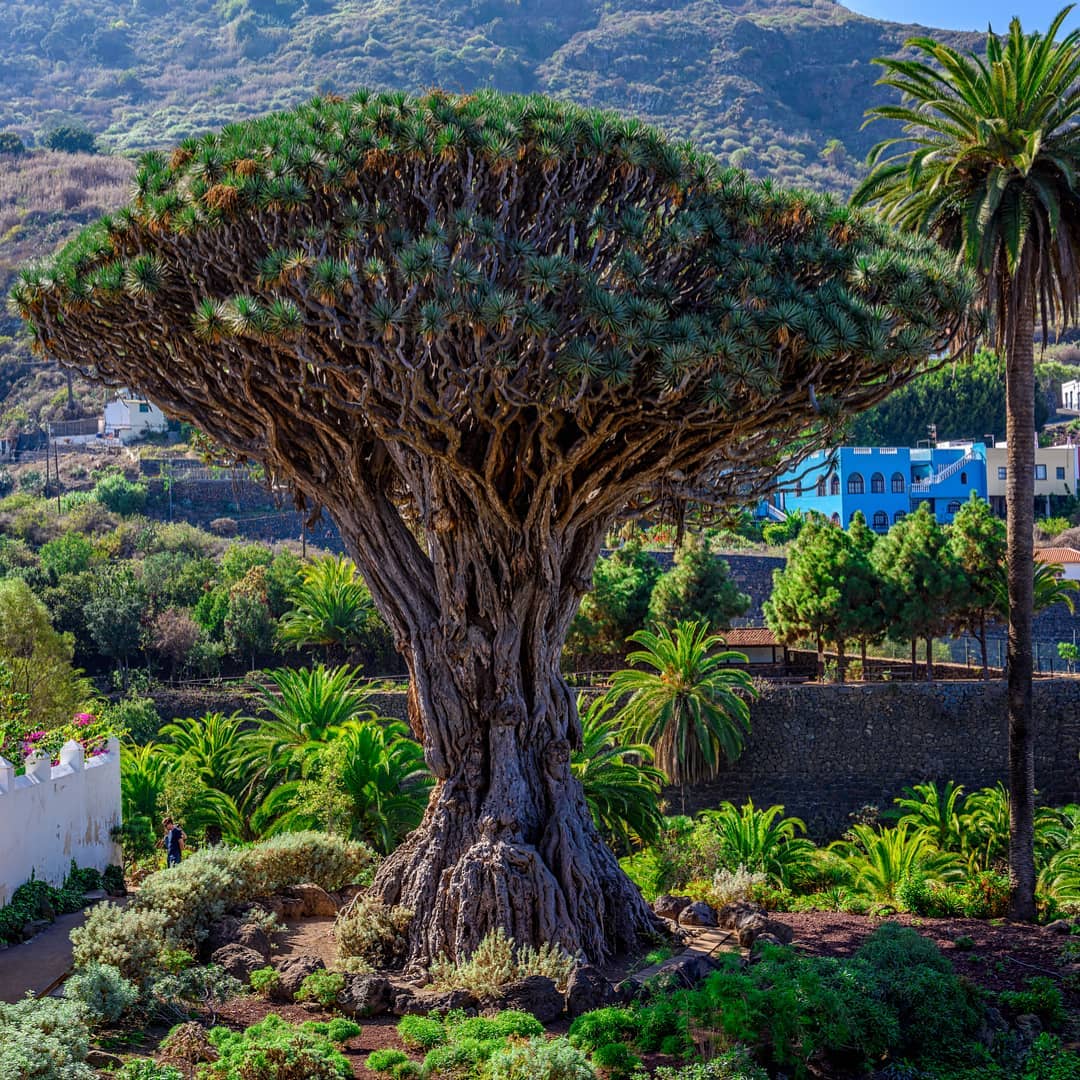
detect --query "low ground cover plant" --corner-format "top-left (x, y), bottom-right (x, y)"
top-left (427, 928), bottom-right (578, 996)
top-left (203, 1013), bottom-right (352, 1080)
top-left (0, 995), bottom-right (95, 1080)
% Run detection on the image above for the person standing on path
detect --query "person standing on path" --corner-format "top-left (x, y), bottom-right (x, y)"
top-left (161, 817), bottom-right (185, 868)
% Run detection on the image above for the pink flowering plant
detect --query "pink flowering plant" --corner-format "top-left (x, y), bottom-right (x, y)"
top-left (0, 665), bottom-right (123, 771)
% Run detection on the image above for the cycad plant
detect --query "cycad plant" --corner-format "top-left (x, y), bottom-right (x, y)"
top-left (249, 664), bottom-right (377, 774)
top-left (278, 555), bottom-right (382, 662)
top-left (599, 621), bottom-right (756, 812)
top-left (571, 696), bottom-right (665, 850)
top-left (831, 824), bottom-right (964, 902)
top-left (695, 800), bottom-right (816, 888)
top-left (887, 781), bottom-right (966, 852)
top-left (853, 6), bottom-right (1080, 918)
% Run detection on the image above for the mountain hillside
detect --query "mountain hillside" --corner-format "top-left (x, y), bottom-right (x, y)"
top-left (0, 0), bottom-right (978, 433)
top-left (0, 0), bottom-right (978, 192)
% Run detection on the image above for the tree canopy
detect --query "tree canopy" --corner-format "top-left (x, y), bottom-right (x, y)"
top-left (14, 88), bottom-right (976, 965)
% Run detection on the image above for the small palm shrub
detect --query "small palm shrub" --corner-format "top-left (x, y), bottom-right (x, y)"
top-left (487, 1036), bottom-right (596, 1080)
top-left (695, 801), bottom-right (816, 888)
top-left (830, 824), bottom-right (963, 902)
top-left (427, 927), bottom-right (578, 996)
top-left (65, 962), bottom-right (139, 1025)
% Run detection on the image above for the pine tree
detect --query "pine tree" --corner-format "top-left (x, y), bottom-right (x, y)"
top-left (948, 493), bottom-right (1006, 678)
top-left (845, 511), bottom-right (889, 673)
top-left (872, 504), bottom-right (967, 681)
top-left (647, 536), bottom-right (750, 633)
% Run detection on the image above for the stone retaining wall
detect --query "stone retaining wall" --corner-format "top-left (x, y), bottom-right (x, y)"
top-left (683, 678), bottom-right (1080, 837)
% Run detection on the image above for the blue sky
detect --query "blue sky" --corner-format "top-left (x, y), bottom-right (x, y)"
top-left (846, 0), bottom-right (1080, 32)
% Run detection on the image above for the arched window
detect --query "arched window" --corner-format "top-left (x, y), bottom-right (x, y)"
top-left (816, 476), bottom-right (827, 497)
top-left (830, 474), bottom-right (840, 496)
top-left (847, 472), bottom-right (864, 495)
top-left (947, 501), bottom-right (962, 515)
top-left (830, 512), bottom-right (841, 525)
top-left (893, 510), bottom-right (906, 524)
top-left (872, 510), bottom-right (889, 531)
top-left (891, 472), bottom-right (906, 493)
top-left (870, 472), bottom-right (885, 494)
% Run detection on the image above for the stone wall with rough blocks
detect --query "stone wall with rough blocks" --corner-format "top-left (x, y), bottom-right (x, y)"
top-left (368, 680), bottom-right (1080, 838)
top-left (683, 679), bottom-right (1080, 838)
top-left (0, 738), bottom-right (122, 906)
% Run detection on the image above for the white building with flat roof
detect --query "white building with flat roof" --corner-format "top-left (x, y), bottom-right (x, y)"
top-left (103, 394), bottom-right (167, 443)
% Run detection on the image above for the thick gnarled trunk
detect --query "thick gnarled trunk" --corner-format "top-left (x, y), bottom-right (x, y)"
top-left (1006, 297), bottom-right (1037, 921)
top-left (336, 496), bottom-right (659, 967)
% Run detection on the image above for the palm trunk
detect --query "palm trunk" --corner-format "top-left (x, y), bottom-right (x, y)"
top-left (836, 639), bottom-right (846, 683)
top-left (816, 634), bottom-right (825, 680)
top-left (1006, 295), bottom-right (1037, 921)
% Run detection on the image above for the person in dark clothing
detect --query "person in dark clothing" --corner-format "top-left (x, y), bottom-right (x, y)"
top-left (161, 817), bottom-right (186, 867)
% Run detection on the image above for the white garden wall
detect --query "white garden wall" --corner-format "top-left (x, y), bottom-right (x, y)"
top-left (0, 738), bottom-right (122, 905)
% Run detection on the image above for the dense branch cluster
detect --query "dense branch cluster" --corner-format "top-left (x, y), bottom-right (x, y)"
top-left (17, 90), bottom-right (972, 532)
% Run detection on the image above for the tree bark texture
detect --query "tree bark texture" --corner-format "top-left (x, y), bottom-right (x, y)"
top-left (1005, 294), bottom-right (1037, 921)
top-left (328, 475), bottom-right (659, 967)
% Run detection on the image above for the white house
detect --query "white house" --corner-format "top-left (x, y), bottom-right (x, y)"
top-left (103, 394), bottom-right (168, 443)
top-left (1063, 378), bottom-right (1080, 412)
top-left (1035, 547), bottom-right (1080, 582)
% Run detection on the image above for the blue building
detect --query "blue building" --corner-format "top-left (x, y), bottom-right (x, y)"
top-left (767, 443), bottom-right (988, 531)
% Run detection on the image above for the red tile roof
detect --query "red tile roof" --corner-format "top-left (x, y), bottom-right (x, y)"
top-left (723, 627), bottom-right (778, 647)
top-left (1035, 547), bottom-right (1080, 564)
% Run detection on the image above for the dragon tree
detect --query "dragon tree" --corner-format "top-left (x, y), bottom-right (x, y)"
top-left (13, 90), bottom-right (974, 967)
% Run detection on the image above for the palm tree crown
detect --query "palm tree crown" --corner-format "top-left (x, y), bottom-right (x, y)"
top-left (854, 7), bottom-right (1080, 343)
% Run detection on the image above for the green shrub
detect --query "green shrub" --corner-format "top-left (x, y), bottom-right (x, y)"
top-left (116, 1062), bottom-right (185, 1080)
top-left (488, 1036), bottom-right (596, 1079)
top-left (367, 1048), bottom-right (410, 1073)
top-left (303, 1017), bottom-right (360, 1043)
top-left (447, 1010), bottom-right (544, 1041)
top-left (296, 969), bottom-right (345, 1008)
top-left (70, 903), bottom-right (169, 985)
top-left (421, 1036), bottom-right (502, 1077)
top-left (1023, 1033), bottom-right (1080, 1080)
top-left (591, 1041), bottom-right (640, 1078)
top-left (250, 966), bottom-right (282, 998)
top-left (1000, 978), bottom-right (1066, 1030)
top-left (568, 1007), bottom-right (640, 1053)
top-left (428, 927), bottom-right (577, 996)
top-left (397, 1014), bottom-right (446, 1049)
top-left (148, 963), bottom-right (242, 1021)
top-left (853, 923), bottom-right (983, 1060)
top-left (335, 894), bottom-right (412, 968)
top-left (92, 472), bottom-right (147, 516)
top-left (0, 996), bottom-right (95, 1080)
top-left (391, 1063), bottom-right (423, 1079)
top-left (65, 962), bottom-right (139, 1025)
top-left (650, 1048), bottom-right (770, 1080)
top-left (204, 1013), bottom-right (351, 1080)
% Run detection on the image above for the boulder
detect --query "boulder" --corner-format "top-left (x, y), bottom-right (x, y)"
top-left (289, 883), bottom-right (339, 918)
top-left (235, 923), bottom-right (272, 959)
top-left (394, 986), bottom-right (479, 1016)
top-left (210, 944), bottom-right (267, 984)
top-left (653, 895), bottom-right (692, 921)
top-left (717, 900), bottom-right (764, 930)
top-left (201, 916), bottom-right (243, 959)
top-left (276, 953), bottom-right (326, 1000)
top-left (1014, 1014), bottom-right (1043, 1046)
top-left (678, 901), bottom-right (718, 928)
top-left (565, 964), bottom-right (619, 1017)
top-left (484, 975), bottom-right (564, 1024)
top-left (763, 919), bottom-right (793, 945)
top-left (717, 901), bottom-right (773, 946)
top-left (339, 973), bottom-right (395, 1018)
top-left (749, 932), bottom-right (785, 958)
top-left (651, 952), bottom-right (721, 989)
top-left (1043, 919), bottom-right (1073, 935)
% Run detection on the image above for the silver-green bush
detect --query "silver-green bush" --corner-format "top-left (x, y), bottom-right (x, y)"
top-left (65, 962), bottom-right (139, 1025)
top-left (487, 1036), bottom-right (596, 1080)
top-left (0, 996), bottom-right (96, 1080)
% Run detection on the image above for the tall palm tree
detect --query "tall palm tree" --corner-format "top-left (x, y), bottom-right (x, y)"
top-left (598, 620), bottom-right (756, 812)
top-left (991, 558), bottom-right (1080, 620)
top-left (853, 7), bottom-right (1080, 919)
